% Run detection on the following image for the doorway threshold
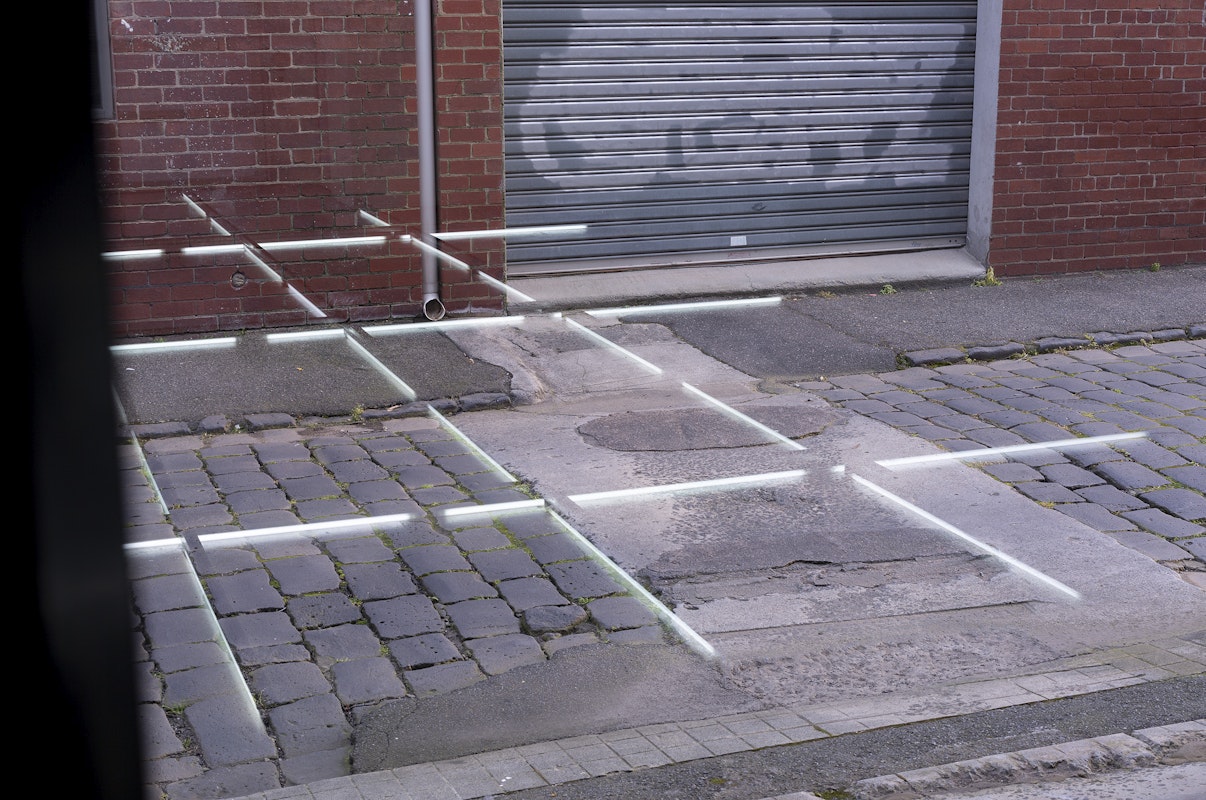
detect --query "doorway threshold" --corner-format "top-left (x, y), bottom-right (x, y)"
top-left (508, 248), bottom-right (986, 312)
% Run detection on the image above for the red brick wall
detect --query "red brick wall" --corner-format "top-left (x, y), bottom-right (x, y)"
top-left (992, 2), bottom-right (1205, 277)
top-left (99, 0), bottom-right (505, 338)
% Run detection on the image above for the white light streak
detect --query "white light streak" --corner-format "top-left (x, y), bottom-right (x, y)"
top-left (849, 473), bottom-right (1080, 599)
top-left (406, 236), bottom-right (472, 272)
top-left (363, 316), bottom-right (526, 336)
top-left (259, 235), bottom-right (387, 251)
top-left (266, 329), bottom-right (345, 342)
top-left (183, 193), bottom-right (207, 219)
top-left (195, 512), bottom-right (418, 546)
top-left (587, 296), bottom-right (782, 317)
top-left (426, 405), bottom-right (518, 482)
top-left (568, 470), bottom-right (807, 504)
top-left (681, 382), bottom-right (805, 450)
top-left (183, 244), bottom-right (246, 255)
top-left (562, 317), bottom-right (664, 374)
top-left (438, 499), bottom-right (545, 519)
top-left (358, 209), bottom-right (390, 227)
top-left (877, 432), bottom-right (1150, 469)
top-left (546, 508), bottom-right (717, 659)
top-left (287, 284), bottom-right (328, 318)
top-left (111, 337), bottom-right (237, 353)
top-left (477, 270), bottom-right (536, 302)
top-left (433, 224), bottom-right (588, 241)
top-left (342, 331), bottom-right (417, 401)
top-left (124, 537), bottom-right (186, 552)
top-left (102, 248), bottom-right (164, 261)
top-left (241, 247), bottom-right (282, 282)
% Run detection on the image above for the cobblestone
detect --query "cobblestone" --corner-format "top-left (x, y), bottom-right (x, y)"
top-left (803, 339), bottom-right (1206, 571)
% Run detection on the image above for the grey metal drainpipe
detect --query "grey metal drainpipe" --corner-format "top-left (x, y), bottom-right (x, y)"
top-left (416, 0), bottom-right (446, 320)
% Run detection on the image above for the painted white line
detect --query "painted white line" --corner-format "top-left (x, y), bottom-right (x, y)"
top-left (877, 431), bottom-right (1150, 469)
top-left (427, 405), bottom-right (519, 482)
top-left (562, 317), bottom-right (664, 374)
top-left (343, 331), bottom-right (417, 401)
top-left (433, 224), bottom-right (587, 241)
top-left (111, 337), bottom-right (238, 353)
top-left (438, 499), bottom-right (546, 519)
top-left (477, 270), bottom-right (536, 303)
top-left (568, 470), bottom-right (807, 504)
top-left (586, 296), bottom-right (782, 317)
top-left (546, 508), bottom-right (717, 659)
top-left (849, 473), bottom-right (1081, 599)
top-left (363, 316), bottom-right (526, 336)
top-left (266, 329), bottom-right (344, 342)
top-left (260, 235), bottom-right (387, 251)
top-left (681, 382), bottom-right (805, 450)
top-left (101, 248), bottom-right (164, 261)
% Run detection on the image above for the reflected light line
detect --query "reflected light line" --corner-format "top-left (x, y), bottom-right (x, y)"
top-left (241, 246), bottom-right (284, 283)
top-left (111, 337), bottom-right (238, 353)
top-left (102, 249), bottom-right (164, 261)
top-left (343, 331), bottom-right (417, 401)
top-left (681, 382), bottom-right (805, 451)
top-left (562, 317), bottom-right (664, 374)
top-left (568, 470), bottom-right (806, 504)
top-left (477, 270), bottom-right (536, 303)
top-left (358, 209), bottom-right (390, 227)
top-left (183, 244), bottom-right (245, 255)
top-left (183, 193), bottom-right (207, 219)
top-left (194, 512), bottom-right (418, 546)
top-left (363, 316), bottom-right (526, 336)
top-left (849, 473), bottom-right (1080, 600)
top-left (877, 431), bottom-right (1150, 469)
top-left (438, 499), bottom-right (545, 519)
top-left (266, 329), bottom-right (344, 342)
top-left (406, 236), bottom-right (472, 272)
top-left (546, 508), bottom-right (717, 659)
top-left (287, 285), bottom-right (328, 318)
top-left (587, 296), bottom-right (783, 317)
top-left (113, 389), bottom-right (169, 516)
top-left (260, 235), bottom-right (387, 251)
top-left (426, 405), bottom-right (519, 482)
top-left (433, 224), bottom-right (588, 241)
top-left (182, 193), bottom-right (230, 234)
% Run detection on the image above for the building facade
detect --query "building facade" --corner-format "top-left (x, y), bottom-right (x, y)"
top-left (96, 1), bottom-right (1204, 338)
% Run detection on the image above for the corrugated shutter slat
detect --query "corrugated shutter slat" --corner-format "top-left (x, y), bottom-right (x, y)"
top-left (503, 1), bottom-right (977, 272)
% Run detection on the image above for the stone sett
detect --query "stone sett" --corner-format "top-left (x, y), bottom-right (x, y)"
top-left (465, 634), bottom-right (546, 676)
top-left (445, 598), bottom-right (522, 639)
top-left (331, 657), bottom-right (408, 705)
top-left (363, 595), bottom-right (444, 639)
top-left (389, 633), bottom-right (463, 669)
top-left (342, 562), bottom-right (417, 600)
top-left (263, 555), bottom-right (342, 595)
top-left (422, 571), bottom-right (499, 603)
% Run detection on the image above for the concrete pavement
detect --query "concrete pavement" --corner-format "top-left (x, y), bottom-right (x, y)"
top-left (114, 260), bottom-right (1206, 800)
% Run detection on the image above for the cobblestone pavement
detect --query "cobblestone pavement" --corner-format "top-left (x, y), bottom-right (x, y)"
top-left (125, 416), bottom-right (663, 799)
top-left (124, 329), bottom-right (1206, 800)
top-left (799, 339), bottom-right (1206, 578)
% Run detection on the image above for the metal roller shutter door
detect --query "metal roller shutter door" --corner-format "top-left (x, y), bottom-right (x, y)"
top-left (502, 1), bottom-right (977, 274)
